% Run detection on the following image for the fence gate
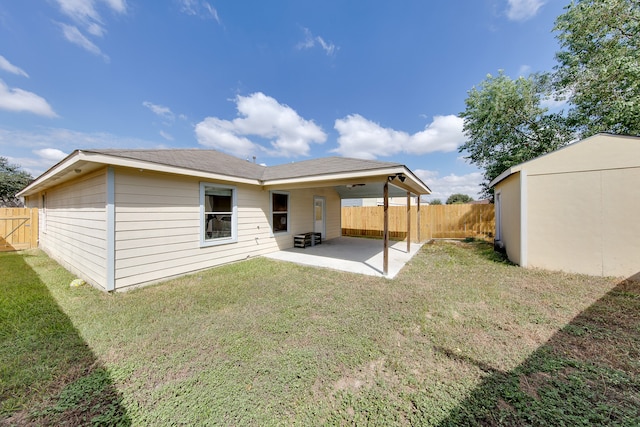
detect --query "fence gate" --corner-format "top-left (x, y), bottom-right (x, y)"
top-left (0, 208), bottom-right (38, 251)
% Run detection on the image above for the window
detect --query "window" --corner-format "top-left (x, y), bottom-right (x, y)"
top-left (200, 183), bottom-right (236, 246)
top-left (271, 192), bottom-right (289, 233)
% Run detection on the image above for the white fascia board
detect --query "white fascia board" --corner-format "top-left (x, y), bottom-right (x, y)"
top-left (489, 165), bottom-right (523, 188)
top-left (263, 166), bottom-right (431, 195)
top-left (17, 150), bottom-right (83, 197)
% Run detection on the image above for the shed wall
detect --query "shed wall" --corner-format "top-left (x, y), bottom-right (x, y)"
top-left (527, 170), bottom-right (604, 276)
top-left (496, 173), bottom-right (521, 265)
top-left (527, 166), bottom-right (640, 277)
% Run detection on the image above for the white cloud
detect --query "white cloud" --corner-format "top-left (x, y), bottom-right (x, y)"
top-left (34, 148), bottom-right (68, 162)
top-left (332, 114), bottom-right (465, 159)
top-left (53, 0), bottom-right (126, 58)
top-left (142, 101), bottom-right (175, 121)
top-left (0, 79), bottom-right (58, 117)
top-left (6, 149), bottom-right (68, 177)
top-left (202, 2), bottom-right (221, 23)
top-left (159, 130), bottom-right (174, 141)
top-left (415, 169), bottom-right (484, 202)
top-left (179, 0), bottom-right (221, 23)
top-left (506, 0), bottom-right (545, 21)
top-left (102, 0), bottom-right (127, 14)
top-left (518, 64), bottom-right (532, 77)
top-left (60, 24), bottom-right (110, 62)
top-left (55, 0), bottom-right (127, 35)
top-left (195, 92), bottom-right (327, 158)
top-left (0, 55), bottom-right (29, 78)
top-left (296, 27), bottom-right (337, 56)
top-left (0, 127), bottom-right (165, 175)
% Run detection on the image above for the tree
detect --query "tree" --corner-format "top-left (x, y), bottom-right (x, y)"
top-left (0, 157), bottom-right (33, 207)
top-left (429, 198), bottom-right (443, 205)
top-left (459, 71), bottom-right (574, 197)
top-left (446, 193), bottom-right (474, 204)
top-left (554, 0), bottom-right (640, 137)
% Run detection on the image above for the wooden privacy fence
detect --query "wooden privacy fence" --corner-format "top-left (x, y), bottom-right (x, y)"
top-left (0, 208), bottom-right (38, 251)
top-left (342, 204), bottom-right (495, 241)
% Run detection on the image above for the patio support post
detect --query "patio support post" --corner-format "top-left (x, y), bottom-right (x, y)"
top-left (383, 181), bottom-right (389, 276)
top-left (417, 196), bottom-right (421, 243)
top-left (406, 191), bottom-right (411, 253)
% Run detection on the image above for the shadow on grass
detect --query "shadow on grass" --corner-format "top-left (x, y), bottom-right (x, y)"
top-left (0, 252), bottom-right (130, 426)
top-left (437, 275), bottom-right (640, 426)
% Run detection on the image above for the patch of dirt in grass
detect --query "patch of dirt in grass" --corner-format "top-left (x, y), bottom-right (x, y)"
top-left (333, 358), bottom-right (386, 393)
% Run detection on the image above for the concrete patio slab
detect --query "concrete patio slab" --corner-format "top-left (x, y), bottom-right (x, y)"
top-left (263, 236), bottom-right (423, 278)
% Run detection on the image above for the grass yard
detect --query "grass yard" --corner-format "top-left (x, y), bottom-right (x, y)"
top-left (1, 240), bottom-right (639, 425)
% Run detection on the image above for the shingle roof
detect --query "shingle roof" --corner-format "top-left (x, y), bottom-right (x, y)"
top-left (86, 149), bottom-right (403, 182)
top-left (86, 149), bottom-right (266, 180)
top-left (261, 157), bottom-right (402, 180)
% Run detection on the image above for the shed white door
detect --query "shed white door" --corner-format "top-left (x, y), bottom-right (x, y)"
top-left (314, 197), bottom-right (325, 239)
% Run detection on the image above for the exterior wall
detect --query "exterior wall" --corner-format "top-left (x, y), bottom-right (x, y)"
top-left (113, 168), bottom-right (278, 290)
top-left (273, 187), bottom-right (342, 248)
top-left (32, 168), bottom-right (109, 289)
top-left (495, 173), bottom-right (521, 266)
top-left (602, 167), bottom-right (640, 277)
top-left (527, 170), bottom-right (604, 276)
top-left (528, 167), bottom-right (640, 277)
top-left (523, 134), bottom-right (640, 176)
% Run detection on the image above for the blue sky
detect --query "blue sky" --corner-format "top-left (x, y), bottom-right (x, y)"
top-left (0, 0), bottom-right (567, 200)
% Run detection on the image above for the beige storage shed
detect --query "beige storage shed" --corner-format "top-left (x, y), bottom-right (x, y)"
top-left (490, 133), bottom-right (640, 278)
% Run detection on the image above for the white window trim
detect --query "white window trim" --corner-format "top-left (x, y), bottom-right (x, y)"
top-left (270, 190), bottom-right (290, 236)
top-left (200, 182), bottom-right (238, 247)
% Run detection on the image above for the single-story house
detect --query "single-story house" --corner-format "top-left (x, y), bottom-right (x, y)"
top-left (490, 133), bottom-right (640, 278)
top-left (18, 149), bottom-right (431, 291)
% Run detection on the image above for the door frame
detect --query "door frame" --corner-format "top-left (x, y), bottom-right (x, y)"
top-left (313, 196), bottom-right (326, 239)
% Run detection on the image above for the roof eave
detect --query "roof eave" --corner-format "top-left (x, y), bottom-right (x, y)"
top-left (489, 165), bottom-right (523, 188)
top-left (263, 165), bottom-right (431, 195)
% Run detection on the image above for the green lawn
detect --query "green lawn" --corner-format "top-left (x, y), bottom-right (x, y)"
top-left (1, 241), bottom-right (639, 425)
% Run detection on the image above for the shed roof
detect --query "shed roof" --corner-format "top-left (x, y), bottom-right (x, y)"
top-left (489, 133), bottom-right (640, 188)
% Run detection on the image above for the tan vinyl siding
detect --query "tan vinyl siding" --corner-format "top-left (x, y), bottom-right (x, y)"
top-left (272, 187), bottom-right (341, 248)
top-left (38, 168), bottom-right (108, 289)
top-left (113, 169), bottom-right (277, 290)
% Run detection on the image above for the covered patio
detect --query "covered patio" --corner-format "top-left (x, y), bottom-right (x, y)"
top-left (263, 236), bottom-right (423, 278)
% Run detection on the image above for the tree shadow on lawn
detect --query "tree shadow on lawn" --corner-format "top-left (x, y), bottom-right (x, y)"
top-left (437, 274), bottom-right (640, 426)
top-left (0, 251), bottom-right (130, 426)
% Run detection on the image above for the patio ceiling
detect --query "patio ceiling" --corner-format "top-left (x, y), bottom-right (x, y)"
top-left (334, 182), bottom-right (411, 199)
